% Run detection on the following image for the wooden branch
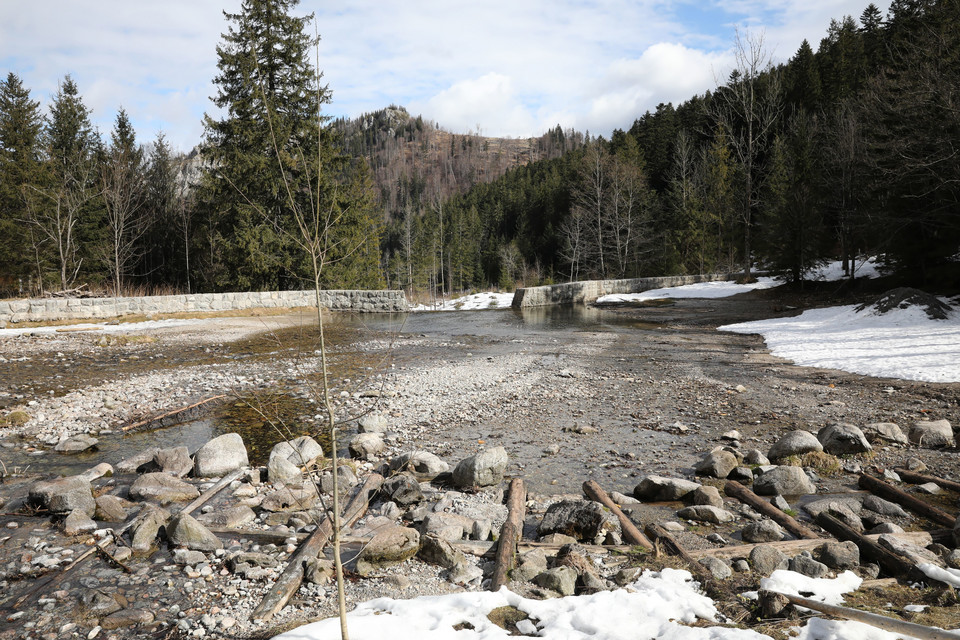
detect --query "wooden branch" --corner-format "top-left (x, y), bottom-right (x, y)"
top-left (644, 522), bottom-right (713, 581)
top-left (762, 590), bottom-right (960, 640)
top-left (251, 473), bottom-right (383, 622)
top-left (121, 395), bottom-right (227, 432)
top-left (816, 512), bottom-right (920, 580)
top-left (724, 480), bottom-right (821, 540)
top-left (180, 468), bottom-right (245, 517)
top-left (894, 469), bottom-right (960, 494)
top-left (858, 473), bottom-right (956, 527)
top-left (583, 480), bottom-right (653, 550)
top-left (490, 478), bottom-right (526, 592)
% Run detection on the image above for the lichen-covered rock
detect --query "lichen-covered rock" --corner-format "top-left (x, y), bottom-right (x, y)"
top-left (862, 423), bottom-right (908, 445)
top-left (193, 433), bottom-right (248, 477)
top-left (533, 567), bottom-right (577, 596)
top-left (452, 446), bottom-right (508, 488)
top-left (909, 420), bottom-right (955, 448)
top-left (750, 545), bottom-right (789, 575)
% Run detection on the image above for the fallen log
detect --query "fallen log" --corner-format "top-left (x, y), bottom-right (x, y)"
top-left (583, 480), bottom-right (653, 550)
top-left (858, 473), bottom-right (956, 528)
top-left (251, 473), bottom-right (383, 622)
top-left (816, 512), bottom-right (922, 581)
top-left (894, 469), bottom-right (960, 495)
top-left (644, 522), bottom-right (713, 581)
top-left (121, 395), bottom-right (228, 432)
top-left (761, 589), bottom-right (960, 640)
top-left (724, 480), bottom-right (821, 540)
top-left (490, 478), bottom-right (526, 592)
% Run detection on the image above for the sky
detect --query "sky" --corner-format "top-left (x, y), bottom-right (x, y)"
top-left (1, 0), bottom-right (876, 152)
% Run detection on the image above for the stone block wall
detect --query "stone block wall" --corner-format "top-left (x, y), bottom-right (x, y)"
top-left (0, 289), bottom-right (408, 324)
top-left (511, 274), bottom-right (741, 307)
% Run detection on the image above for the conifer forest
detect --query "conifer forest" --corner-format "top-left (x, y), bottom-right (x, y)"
top-left (1, 0), bottom-right (958, 298)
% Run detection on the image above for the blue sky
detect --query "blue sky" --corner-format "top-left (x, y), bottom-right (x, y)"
top-left (0, 0), bottom-right (875, 152)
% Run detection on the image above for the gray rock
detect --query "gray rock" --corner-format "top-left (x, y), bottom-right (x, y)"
top-left (916, 482), bottom-right (942, 494)
top-left (30, 476), bottom-right (95, 516)
top-left (729, 467), bottom-right (754, 483)
top-left (744, 449), bottom-right (770, 465)
top-left (81, 589), bottom-right (122, 617)
top-left (790, 552), bottom-right (828, 578)
top-left (260, 487), bottom-right (319, 512)
top-left (909, 420), bottom-right (955, 448)
top-left (733, 559), bottom-right (751, 572)
top-left (54, 433), bottom-right (98, 453)
top-left (173, 548), bottom-right (208, 565)
top-left (452, 446), bottom-right (508, 488)
top-left (538, 500), bottom-right (620, 543)
top-left (446, 563), bottom-right (484, 585)
top-left (131, 505), bottom-right (170, 552)
top-left (516, 549), bottom-right (548, 581)
top-left (63, 509), bottom-right (97, 535)
top-left (422, 512), bottom-right (474, 541)
top-left (579, 571), bottom-right (610, 593)
top-left (768, 430), bottom-right (823, 460)
top-left (946, 548), bottom-right (960, 570)
top-left (355, 526), bottom-right (420, 576)
top-left (754, 466), bottom-right (817, 496)
top-left (358, 412), bottom-right (388, 433)
top-left (862, 422), bottom-right (908, 445)
top-left (750, 545), bottom-right (789, 576)
top-left (267, 450), bottom-right (302, 485)
top-left (196, 505), bottom-right (256, 529)
top-left (818, 424), bottom-right (872, 455)
top-left (349, 432), bottom-right (385, 460)
top-left (676, 505), bottom-right (735, 524)
top-left (319, 466), bottom-right (359, 494)
top-left (387, 451), bottom-right (450, 478)
top-left (815, 541), bottom-right (860, 570)
top-left (100, 609), bottom-right (154, 630)
top-left (699, 556), bottom-right (732, 579)
top-left (417, 534), bottom-right (465, 569)
top-left (129, 472), bottom-right (200, 504)
top-left (193, 433), bottom-right (248, 477)
top-left (539, 533), bottom-right (578, 545)
top-left (153, 447), bottom-right (193, 477)
top-left (95, 495), bottom-right (130, 522)
top-left (270, 436), bottom-right (323, 467)
top-left (471, 519), bottom-right (492, 541)
top-left (115, 449), bottom-right (159, 474)
top-left (878, 535), bottom-right (943, 566)
top-left (771, 495), bottom-right (791, 512)
top-left (692, 485), bottom-right (724, 508)
top-left (862, 495), bottom-right (909, 518)
top-left (614, 566), bottom-right (643, 586)
top-left (741, 520), bottom-right (784, 543)
top-left (826, 502), bottom-right (865, 533)
top-left (381, 473), bottom-right (424, 506)
top-left (803, 497), bottom-right (863, 518)
top-left (304, 557), bottom-right (334, 584)
top-left (226, 552), bottom-right (278, 571)
top-left (695, 450), bottom-right (739, 479)
top-left (868, 522), bottom-right (905, 535)
top-left (633, 475), bottom-right (701, 501)
top-left (533, 567), bottom-right (577, 596)
top-left (167, 513), bottom-right (223, 552)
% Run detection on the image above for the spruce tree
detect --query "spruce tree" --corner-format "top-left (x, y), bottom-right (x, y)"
top-left (199, 0), bottom-right (334, 291)
top-left (0, 72), bottom-right (44, 291)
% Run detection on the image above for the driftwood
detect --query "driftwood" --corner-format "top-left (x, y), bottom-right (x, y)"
top-left (490, 478), bottom-right (526, 592)
top-left (858, 473), bottom-right (956, 527)
top-left (251, 473), bottom-right (383, 622)
top-left (644, 522), bottom-right (713, 580)
top-left (583, 480), bottom-right (653, 550)
top-left (816, 512), bottom-right (921, 581)
top-left (761, 590), bottom-right (960, 640)
top-left (894, 469), bottom-right (960, 494)
top-left (724, 480), bottom-right (821, 540)
top-left (121, 395), bottom-right (228, 432)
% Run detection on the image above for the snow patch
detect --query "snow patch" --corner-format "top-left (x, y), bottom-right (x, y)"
top-left (597, 277), bottom-right (781, 303)
top-left (412, 292), bottom-right (514, 312)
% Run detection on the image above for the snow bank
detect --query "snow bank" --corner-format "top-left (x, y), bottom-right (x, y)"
top-left (597, 277), bottom-right (781, 303)
top-left (719, 302), bottom-right (960, 382)
top-left (412, 292), bottom-right (514, 312)
top-left (0, 318), bottom-right (201, 337)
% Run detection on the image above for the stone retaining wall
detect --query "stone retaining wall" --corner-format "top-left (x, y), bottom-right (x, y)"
top-left (511, 274), bottom-right (741, 307)
top-left (0, 289), bottom-right (408, 324)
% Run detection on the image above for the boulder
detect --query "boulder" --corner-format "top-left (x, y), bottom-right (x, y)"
top-left (694, 450), bottom-right (739, 479)
top-left (267, 450), bottom-right (302, 485)
top-left (790, 552), bottom-right (828, 578)
top-left (193, 433), bottom-right (248, 477)
top-left (349, 432), bottom-right (385, 460)
top-left (387, 451), bottom-right (450, 478)
top-left (76, 462), bottom-right (114, 483)
top-left (167, 513), bottom-right (222, 552)
top-left (753, 466), bottom-right (817, 496)
top-left (417, 534), bottom-right (465, 569)
top-left (692, 485), bottom-right (724, 508)
top-left (355, 526), bottom-right (420, 576)
top-left (320, 466), bottom-right (359, 494)
top-left (817, 424), bottom-right (871, 455)
top-left (80, 589), bottom-right (122, 617)
top-left (862, 423), bottom-right (908, 445)
top-left (29, 476), bottom-right (95, 516)
top-left (826, 502), bottom-right (865, 533)
top-left (768, 430), bottom-right (822, 460)
top-left (95, 495), bottom-right (130, 522)
top-left (270, 436), bottom-right (323, 467)
top-left (115, 449), bottom-right (159, 474)
top-left (750, 545), bottom-right (789, 575)
top-left (358, 412), bottom-right (389, 433)
top-left (196, 505), bottom-right (256, 529)
top-left (533, 567), bottom-right (577, 596)
top-left (909, 420), bottom-right (955, 448)
top-left (260, 487), bottom-right (318, 512)
top-left (699, 556), bottom-right (732, 579)
top-left (153, 446), bottom-right (193, 477)
top-left (63, 509), bottom-right (97, 535)
top-left (172, 548), bottom-right (207, 565)
top-left (633, 475), bottom-right (701, 502)
top-left (815, 541), bottom-right (860, 570)
top-left (380, 472), bottom-right (424, 506)
top-left (878, 535), bottom-right (943, 566)
top-left (128, 473), bottom-right (200, 504)
top-left (728, 467), bottom-right (754, 483)
top-left (304, 557), bottom-right (335, 585)
top-left (422, 512), bottom-right (475, 541)
top-left (743, 449), bottom-right (770, 465)
top-left (54, 433), bottom-right (98, 453)
top-left (451, 446), bottom-right (508, 488)
top-left (741, 520), bottom-right (784, 543)
top-left (862, 495), bottom-right (910, 518)
top-left (537, 500), bottom-right (620, 543)
top-left (516, 549), bottom-right (548, 581)
top-left (676, 505), bottom-right (735, 524)
top-left (802, 496), bottom-right (863, 519)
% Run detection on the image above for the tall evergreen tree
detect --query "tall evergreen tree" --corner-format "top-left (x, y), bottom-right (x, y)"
top-left (0, 72), bottom-right (45, 292)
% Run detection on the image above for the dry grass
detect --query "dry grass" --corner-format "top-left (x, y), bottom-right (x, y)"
top-left (2, 410), bottom-right (30, 426)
